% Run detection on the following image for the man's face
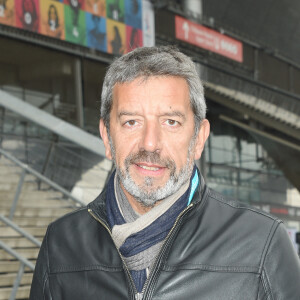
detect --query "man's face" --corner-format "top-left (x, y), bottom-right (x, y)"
top-left (100, 76), bottom-right (209, 207)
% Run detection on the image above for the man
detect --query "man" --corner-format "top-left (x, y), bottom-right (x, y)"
top-left (30, 46), bottom-right (300, 299)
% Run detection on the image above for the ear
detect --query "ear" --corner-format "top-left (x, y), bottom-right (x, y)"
top-left (99, 119), bottom-right (113, 160)
top-left (194, 119), bottom-right (210, 160)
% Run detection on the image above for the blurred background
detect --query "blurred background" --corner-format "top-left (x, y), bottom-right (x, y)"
top-left (0, 0), bottom-right (300, 298)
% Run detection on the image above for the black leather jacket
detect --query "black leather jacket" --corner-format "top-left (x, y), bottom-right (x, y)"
top-left (30, 179), bottom-right (300, 299)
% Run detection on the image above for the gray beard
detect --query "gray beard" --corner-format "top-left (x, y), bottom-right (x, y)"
top-left (110, 137), bottom-right (196, 207)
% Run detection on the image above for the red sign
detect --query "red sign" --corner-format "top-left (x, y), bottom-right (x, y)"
top-left (175, 15), bottom-right (243, 63)
top-left (270, 207), bottom-right (289, 215)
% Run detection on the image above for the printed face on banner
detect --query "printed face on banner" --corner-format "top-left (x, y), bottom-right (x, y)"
top-left (64, 0), bottom-right (84, 10)
top-left (126, 25), bottom-right (142, 52)
top-left (85, 0), bottom-right (106, 17)
top-left (0, 0), bottom-right (15, 26)
top-left (106, 0), bottom-right (124, 23)
top-left (86, 12), bottom-right (106, 52)
top-left (64, 4), bottom-right (86, 45)
top-left (40, 0), bottom-right (65, 39)
top-left (125, 0), bottom-right (141, 29)
top-left (15, 0), bottom-right (40, 32)
top-left (107, 18), bottom-right (125, 55)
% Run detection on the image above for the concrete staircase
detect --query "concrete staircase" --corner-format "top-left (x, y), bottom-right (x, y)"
top-left (0, 156), bottom-right (78, 300)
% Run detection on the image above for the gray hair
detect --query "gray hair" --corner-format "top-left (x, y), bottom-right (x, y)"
top-left (100, 46), bottom-right (206, 133)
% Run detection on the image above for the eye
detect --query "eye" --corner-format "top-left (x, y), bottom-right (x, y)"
top-left (165, 119), bottom-right (179, 126)
top-left (124, 120), bottom-right (137, 127)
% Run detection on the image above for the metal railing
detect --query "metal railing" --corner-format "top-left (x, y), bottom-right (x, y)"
top-left (0, 214), bottom-right (41, 247)
top-left (0, 240), bottom-right (35, 300)
top-left (0, 147), bottom-right (86, 299)
top-left (0, 88), bottom-right (110, 299)
top-left (0, 147), bottom-right (86, 211)
top-left (0, 89), bottom-right (106, 157)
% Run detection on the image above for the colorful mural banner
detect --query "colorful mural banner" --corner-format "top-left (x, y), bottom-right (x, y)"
top-left (15, 0), bottom-right (40, 33)
top-left (86, 12), bottom-right (106, 51)
top-left (64, 3), bottom-right (87, 45)
top-left (107, 18), bottom-right (125, 54)
top-left (0, 0), bottom-right (15, 26)
top-left (85, 0), bottom-right (106, 17)
top-left (40, 0), bottom-right (65, 39)
top-left (0, 0), bottom-right (154, 53)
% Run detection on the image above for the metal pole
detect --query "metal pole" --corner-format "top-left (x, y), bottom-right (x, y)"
top-left (39, 138), bottom-right (56, 190)
top-left (0, 107), bottom-right (5, 153)
top-left (74, 58), bottom-right (84, 128)
top-left (0, 214), bottom-right (41, 247)
top-left (254, 49), bottom-right (259, 80)
top-left (0, 240), bottom-right (35, 269)
top-left (9, 263), bottom-right (25, 300)
top-left (289, 65), bottom-right (294, 93)
top-left (9, 169), bottom-right (26, 220)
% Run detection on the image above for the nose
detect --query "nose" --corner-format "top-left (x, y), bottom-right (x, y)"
top-left (139, 121), bottom-right (161, 153)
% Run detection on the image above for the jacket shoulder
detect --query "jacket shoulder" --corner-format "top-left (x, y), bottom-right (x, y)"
top-left (168, 187), bottom-right (284, 271)
top-left (207, 187), bottom-right (281, 223)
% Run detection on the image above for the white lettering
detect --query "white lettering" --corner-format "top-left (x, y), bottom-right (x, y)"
top-left (182, 21), bottom-right (189, 40)
top-left (220, 40), bottom-right (238, 54)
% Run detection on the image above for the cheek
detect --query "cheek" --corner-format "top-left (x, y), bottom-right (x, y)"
top-left (164, 138), bottom-right (192, 165)
top-left (113, 140), bottom-right (132, 165)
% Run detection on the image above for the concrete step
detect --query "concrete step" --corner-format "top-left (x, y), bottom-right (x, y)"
top-left (0, 248), bottom-right (39, 260)
top-left (0, 285), bottom-right (30, 300)
top-left (0, 165), bottom-right (21, 175)
top-left (0, 207), bottom-right (73, 217)
top-left (0, 169), bottom-right (22, 176)
top-left (0, 182), bottom-right (39, 191)
top-left (0, 173), bottom-right (36, 183)
top-left (0, 190), bottom-right (63, 200)
top-left (0, 237), bottom-right (41, 248)
top-left (0, 200), bottom-right (73, 209)
top-left (8, 216), bottom-right (56, 227)
top-left (0, 273), bottom-right (33, 287)
top-left (0, 226), bottom-right (46, 238)
top-left (0, 261), bottom-right (35, 273)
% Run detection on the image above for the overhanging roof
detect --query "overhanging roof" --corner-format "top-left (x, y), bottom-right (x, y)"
top-left (204, 81), bottom-right (300, 142)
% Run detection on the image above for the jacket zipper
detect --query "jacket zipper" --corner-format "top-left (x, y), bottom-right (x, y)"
top-left (88, 203), bottom-right (194, 300)
top-left (140, 203), bottom-right (194, 299)
top-left (88, 208), bottom-right (138, 299)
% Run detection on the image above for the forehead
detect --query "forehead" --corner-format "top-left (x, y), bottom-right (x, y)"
top-left (111, 76), bottom-right (191, 112)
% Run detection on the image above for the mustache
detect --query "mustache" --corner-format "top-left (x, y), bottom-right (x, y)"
top-left (125, 150), bottom-right (175, 170)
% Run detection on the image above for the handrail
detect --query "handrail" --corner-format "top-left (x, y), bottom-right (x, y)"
top-left (0, 147), bottom-right (86, 207)
top-left (0, 239), bottom-right (35, 300)
top-left (0, 89), bottom-right (106, 157)
top-left (0, 240), bottom-right (35, 270)
top-left (0, 214), bottom-right (41, 247)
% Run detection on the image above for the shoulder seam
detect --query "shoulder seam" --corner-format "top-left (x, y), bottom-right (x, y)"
top-left (207, 188), bottom-right (281, 222)
top-left (50, 207), bottom-right (87, 226)
top-left (44, 226), bottom-right (51, 299)
top-left (261, 267), bottom-right (274, 300)
top-left (259, 221), bottom-right (281, 271)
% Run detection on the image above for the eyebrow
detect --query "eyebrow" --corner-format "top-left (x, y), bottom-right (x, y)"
top-left (161, 111), bottom-right (186, 121)
top-left (118, 110), bottom-right (186, 121)
top-left (118, 111), bottom-right (139, 118)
